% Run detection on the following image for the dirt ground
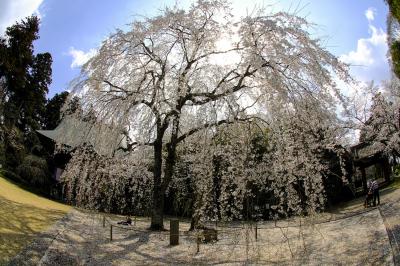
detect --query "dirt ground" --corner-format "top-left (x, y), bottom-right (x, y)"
top-left (8, 187), bottom-right (400, 265)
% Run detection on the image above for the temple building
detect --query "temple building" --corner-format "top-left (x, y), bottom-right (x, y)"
top-left (351, 141), bottom-right (392, 194)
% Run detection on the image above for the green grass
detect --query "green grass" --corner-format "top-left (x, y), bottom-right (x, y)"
top-left (389, 174), bottom-right (400, 189)
top-left (0, 175), bottom-right (71, 264)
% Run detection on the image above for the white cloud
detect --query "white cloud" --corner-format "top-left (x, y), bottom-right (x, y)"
top-left (68, 47), bottom-right (97, 68)
top-left (339, 25), bottom-right (387, 67)
top-left (0, 0), bottom-right (44, 35)
top-left (368, 25), bottom-right (387, 46)
top-left (365, 7), bottom-right (375, 22)
top-left (339, 8), bottom-right (389, 83)
top-left (340, 37), bottom-right (375, 66)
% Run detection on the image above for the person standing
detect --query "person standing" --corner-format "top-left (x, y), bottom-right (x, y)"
top-left (365, 180), bottom-right (373, 207)
top-left (370, 179), bottom-right (380, 206)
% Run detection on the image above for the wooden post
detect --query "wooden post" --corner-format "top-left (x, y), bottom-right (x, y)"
top-left (255, 223), bottom-right (257, 241)
top-left (245, 225), bottom-right (249, 260)
top-left (134, 216), bottom-right (137, 226)
top-left (196, 233), bottom-right (201, 253)
top-left (382, 157), bottom-right (391, 182)
top-left (103, 216), bottom-right (105, 227)
top-left (361, 167), bottom-right (367, 194)
top-left (170, 219), bottom-right (179, 245)
top-left (110, 224), bottom-right (113, 241)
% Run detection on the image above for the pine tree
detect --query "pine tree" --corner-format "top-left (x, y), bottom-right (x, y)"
top-left (386, 0), bottom-right (400, 78)
top-left (0, 16), bottom-right (52, 169)
top-left (0, 16), bottom-right (52, 132)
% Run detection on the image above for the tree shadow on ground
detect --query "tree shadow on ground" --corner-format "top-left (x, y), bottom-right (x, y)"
top-left (0, 196), bottom-right (66, 264)
top-left (26, 205), bottom-right (398, 265)
top-left (388, 224), bottom-right (400, 263)
top-left (301, 211), bottom-right (393, 265)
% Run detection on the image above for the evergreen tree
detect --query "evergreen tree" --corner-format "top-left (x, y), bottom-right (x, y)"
top-left (0, 16), bottom-right (52, 170)
top-left (43, 91), bottom-right (69, 130)
top-left (386, 0), bottom-right (400, 78)
top-left (0, 16), bottom-right (52, 132)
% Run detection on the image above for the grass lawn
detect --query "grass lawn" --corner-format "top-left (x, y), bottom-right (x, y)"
top-left (389, 173), bottom-right (400, 189)
top-left (0, 175), bottom-right (71, 264)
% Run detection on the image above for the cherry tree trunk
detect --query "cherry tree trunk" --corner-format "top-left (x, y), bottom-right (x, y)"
top-left (150, 117), bottom-right (180, 230)
top-left (150, 183), bottom-right (165, 230)
top-left (150, 139), bottom-right (165, 230)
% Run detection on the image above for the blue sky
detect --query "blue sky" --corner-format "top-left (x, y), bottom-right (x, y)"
top-left (0, 0), bottom-right (391, 98)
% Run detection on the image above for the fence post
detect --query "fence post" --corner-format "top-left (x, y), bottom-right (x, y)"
top-left (110, 224), bottom-right (113, 241)
top-left (245, 224), bottom-right (249, 260)
top-left (255, 222), bottom-right (258, 241)
top-left (170, 219), bottom-right (179, 245)
top-left (103, 216), bottom-right (105, 227)
top-left (196, 232), bottom-right (201, 253)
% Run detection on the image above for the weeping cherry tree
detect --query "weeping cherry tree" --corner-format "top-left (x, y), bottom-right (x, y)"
top-left (71, 0), bottom-right (349, 230)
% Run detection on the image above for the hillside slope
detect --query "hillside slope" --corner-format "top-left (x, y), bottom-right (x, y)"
top-left (0, 175), bottom-right (70, 264)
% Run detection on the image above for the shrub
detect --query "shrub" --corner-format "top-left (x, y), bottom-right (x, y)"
top-left (391, 41), bottom-right (400, 78)
top-left (0, 169), bottom-right (25, 184)
top-left (16, 155), bottom-right (50, 186)
top-left (4, 127), bottom-right (26, 169)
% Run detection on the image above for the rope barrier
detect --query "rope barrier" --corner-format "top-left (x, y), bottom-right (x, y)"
top-left (95, 204), bottom-right (384, 251)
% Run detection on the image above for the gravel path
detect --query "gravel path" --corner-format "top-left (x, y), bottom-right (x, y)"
top-left (379, 199), bottom-right (400, 264)
top-left (8, 188), bottom-right (400, 265)
top-left (7, 211), bottom-right (74, 266)
top-left (370, 187), bottom-right (400, 264)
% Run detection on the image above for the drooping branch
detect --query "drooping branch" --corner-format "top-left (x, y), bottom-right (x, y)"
top-left (184, 62), bottom-right (273, 106)
top-left (116, 140), bottom-right (154, 153)
top-left (176, 116), bottom-right (256, 144)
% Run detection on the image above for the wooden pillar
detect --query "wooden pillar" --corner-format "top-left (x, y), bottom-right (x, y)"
top-left (196, 233), bottom-right (201, 253)
top-left (255, 223), bottom-right (257, 241)
top-left (170, 219), bottom-right (179, 245)
top-left (361, 167), bottom-right (367, 194)
top-left (382, 157), bottom-right (391, 182)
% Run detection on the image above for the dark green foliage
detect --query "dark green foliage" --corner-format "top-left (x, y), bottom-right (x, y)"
top-left (43, 91), bottom-right (69, 130)
top-left (0, 16), bottom-right (64, 195)
top-left (386, 0), bottom-right (400, 78)
top-left (0, 169), bottom-right (26, 184)
top-left (0, 16), bottom-right (51, 132)
top-left (39, 91), bottom-right (70, 162)
top-left (3, 126), bottom-right (26, 169)
top-left (391, 41), bottom-right (400, 79)
top-left (17, 155), bottom-right (50, 186)
top-left (387, 0), bottom-right (400, 21)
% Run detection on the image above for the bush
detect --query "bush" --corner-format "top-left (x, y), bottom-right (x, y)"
top-left (0, 169), bottom-right (26, 184)
top-left (4, 127), bottom-right (26, 169)
top-left (16, 155), bottom-right (50, 186)
top-left (391, 41), bottom-right (400, 79)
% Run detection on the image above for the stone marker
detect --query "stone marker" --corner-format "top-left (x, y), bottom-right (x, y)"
top-left (170, 219), bottom-right (179, 245)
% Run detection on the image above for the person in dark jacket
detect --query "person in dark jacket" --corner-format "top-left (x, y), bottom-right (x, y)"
top-left (369, 179), bottom-right (380, 206)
